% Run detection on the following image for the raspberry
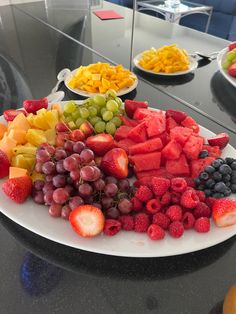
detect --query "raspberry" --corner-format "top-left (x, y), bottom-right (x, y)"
top-left (170, 191), bottom-right (181, 204)
top-left (135, 185), bottom-right (153, 202)
top-left (180, 189), bottom-right (199, 209)
top-left (193, 202), bottom-right (211, 219)
top-left (194, 217), bottom-right (210, 233)
top-left (166, 205), bottom-right (183, 221)
top-left (134, 213), bottom-right (150, 232)
top-left (182, 212), bottom-right (195, 230)
top-left (168, 221), bottom-right (184, 238)
top-left (161, 191), bottom-right (171, 206)
top-left (171, 177), bottom-right (187, 192)
top-left (131, 197), bottom-right (143, 211)
top-left (151, 177), bottom-right (170, 197)
top-left (103, 219), bottom-right (121, 236)
top-left (146, 198), bottom-right (161, 214)
top-left (119, 215), bottom-right (134, 231)
top-left (195, 190), bottom-right (206, 202)
top-left (152, 212), bottom-right (170, 230)
top-left (147, 224), bottom-right (165, 240)
top-left (184, 177), bottom-right (195, 188)
top-left (205, 197), bottom-right (216, 209)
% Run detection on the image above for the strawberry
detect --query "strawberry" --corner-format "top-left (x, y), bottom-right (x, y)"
top-left (124, 99), bottom-right (148, 118)
top-left (212, 198), bottom-right (236, 227)
top-left (166, 109), bottom-right (187, 123)
top-left (0, 149), bottom-right (10, 178)
top-left (101, 148), bottom-right (128, 179)
top-left (23, 98), bottom-right (48, 114)
top-left (228, 61), bottom-right (236, 77)
top-left (2, 175), bottom-right (32, 203)
top-left (151, 177), bottom-right (170, 196)
top-left (86, 134), bottom-right (115, 156)
top-left (3, 109), bottom-right (26, 122)
top-left (79, 121), bottom-right (94, 137)
top-left (229, 42), bottom-right (236, 51)
top-left (207, 133), bottom-right (230, 149)
top-left (69, 205), bottom-right (105, 237)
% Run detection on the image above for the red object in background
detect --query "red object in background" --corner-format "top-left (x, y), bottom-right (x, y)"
top-left (93, 10), bottom-right (124, 20)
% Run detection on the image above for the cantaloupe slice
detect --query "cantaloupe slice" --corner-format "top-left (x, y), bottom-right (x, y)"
top-left (0, 134), bottom-right (17, 160)
top-left (9, 166), bottom-right (28, 178)
top-left (8, 113), bottom-right (30, 132)
top-left (0, 123), bottom-right (7, 140)
top-left (8, 129), bottom-right (27, 145)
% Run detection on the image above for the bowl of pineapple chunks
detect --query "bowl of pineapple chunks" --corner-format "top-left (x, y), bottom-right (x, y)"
top-left (133, 44), bottom-right (198, 76)
top-left (66, 62), bottom-right (138, 97)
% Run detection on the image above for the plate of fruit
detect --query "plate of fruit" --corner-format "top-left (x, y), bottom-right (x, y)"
top-left (0, 92), bottom-right (236, 257)
top-left (65, 63), bottom-right (138, 97)
top-left (217, 42), bottom-right (236, 88)
top-left (133, 44), bottom-right (198, 76)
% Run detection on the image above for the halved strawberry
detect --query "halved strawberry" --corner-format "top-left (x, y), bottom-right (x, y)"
top-left (229, 42), bottom-right (236, 51)
top-left (124, 99), bottom-right (148, 118)
top-left (207, 133), bottom-right (230, 149)
top-left (166, 109), bottom-right (187, 123)
top-left (101, 148), bottom-right (128, 179)
top-left (0, 149), bottom-right (10, 178)
top-left (2, 175), bottom-right (32, 203)
top-left (86, 134), bottom-right (115, 156)
top-left (228, 61), bottom-right (236, 77)
top-left (69, 205), bottom-right (105, 237)
top-left (23, 98), bottom-right (48, 114)
top-left (212, 198), bottom-right (236, 227)
top-left (3, 109), bottom-right (26, 122)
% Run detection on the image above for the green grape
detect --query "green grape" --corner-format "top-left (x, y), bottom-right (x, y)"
top-left (227, 50), bottom-right (236, 62)
top-left (71, 109), bottom-right (81, 121)
top-left (79, 107), bottom-right (90, 119)
top-left (64, 101), bottom-right (76, 113)
top-left (105, 89), bottom-right (117, 99)
top-left (106, 99), bottom-right (119, 112)
top-left (100, 107), bottom-right (107, 116)
top-left (76, 117), bottom-right (85, 127)
top-left (102, 110), bottom-right (113, 121)
top-left (94, 121), bottom-right (106, 133)
top-left (65, 116), bottom-right (72, 123)
top-left (63, 111), bottom-right (70, 118)
top-left (222, 60), bottom-right (231, 70)
top-left (115, 97), bottom-right (123, 107)
top-left (105, 122), bottom-right (116, 135)
top-left (89, 116), bottom-right (102, 126)
top-left (68, 121), bottom-right (77, 130)
top-left (111, 116), bottom-right (122, 127)
top-left (93, 95), bottom-right (106, 107)
top-left (88, 106), bottom-right (98, 117)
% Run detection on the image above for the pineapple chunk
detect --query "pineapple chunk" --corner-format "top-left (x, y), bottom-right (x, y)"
top-left (45, 128), bottom-right (56, 145)
top-left (26, 129), bottom-right (47, 146)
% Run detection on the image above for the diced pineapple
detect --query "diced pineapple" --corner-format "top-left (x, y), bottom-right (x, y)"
top-left (44, 128), bottom-right (56, 145)
top-left (11, 154), bottom-right (35, 172)
top-left (12, 145), bottom-right (37, 156)
top-left (45, 110), bottom-right (59, 129)
top-left (33, 114), bottom-right (50, 130)
top-left (26, 129), bottom-right (47, 146)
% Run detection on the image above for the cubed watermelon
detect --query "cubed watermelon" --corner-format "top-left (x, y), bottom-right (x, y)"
top-left (190, 157), bottom-right (215, 178)
top-left (157, 132), bottom-right (170, 146)
top-left (166, 117), bottom-right (178, 132)
top-left (161, 139), bottom-right (182, 160)
top-left (129, 137), bottom-right (163, 155)
top-left (183, 135), bottom-right (204, 160)
top-left (127, 122), bottom-right (147, 143)
top-left (170, 126), bottom-right (193, 146)
top-left (202, 145), bottom-right (221, 158)
top-left (114, 126), bottom-right (132, 141)
top-left (125, 99), bottom-right (148, 118)
top-left (166, 109), bottom-right (187, 123)
top-left (119, 115), bottom-right (140, 127)
top-left (133, 108), bottom-right (155, 120)
top-left (145, 112), bottom-right (166, 137)
top-left (135, 168), bottom-right (173, 179)
top-left (181, 116), bottom-right (200, 133)
top-left (166, 154), bottom-right (190, 176)
top-left (130, 152), bottom-right (161, 171)
top-left (116, 139), bottom-right (136, 153)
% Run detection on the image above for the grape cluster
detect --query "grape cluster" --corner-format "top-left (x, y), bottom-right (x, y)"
top-left (32, 141), bottom-right (133, 219)
top-left (63, 90), bottom-right (123, 135)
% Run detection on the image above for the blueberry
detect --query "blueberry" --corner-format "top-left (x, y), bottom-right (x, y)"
top-left (199, 150), bottom-right (209, 158)
top-left (222, 174), bottom-right (231, 182)
top-left (219, 164), bottom-right (232, 175)
top-left (230, 184), bottom-right (236, 192)
top-left (212, 192), bottom-right (224, 198)
top-left (224, 188), bottom-right (231, 197)
top-left (212, 159), bottom-right (221, 169)
top-left (226, 182), bottom-right (231, 187)
top-left (213, 172), bottom-right (222, 182)
top-left (232, 170), bottom-right (236, 176)
top-left (194, 178), bottom-right (201, 186)
top-left (214, 182), bottom-right (227, 193)
top-left (205, 179), bottom-right (215, 189)
top-left (199, 172), bottom-right (209, 180)
top-left (231, 176), bottom-right (236, 184)
top-left (197, 185), bottom-right (205, 191)
top-left (230, 161), bottom-right (236, 170)
top-left (226, 157), bottom-right (234, 165)
top-left (204, 189), bottom-right (212, 196)
top-left (205, 166), bottom-right (215, 174)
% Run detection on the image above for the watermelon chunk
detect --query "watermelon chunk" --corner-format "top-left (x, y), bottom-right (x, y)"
top-left (190, 157), bottom-right (215, 178)
top-left (129, 137), bottom-right (163, 155)
top-left (166, 117), bottom-right (178, 132)
top-left (183, 135), bottom-right (204, 160)
top-left (157, 132), bottom-right (170, 146)
top-left (133, 108), bottom-right (155, 120)
top-left (125, 99), bottom-right (148, 118)
top-left (170, 126), bottom-right (193, 146)
top-left (114, 126), bottom-right (132, 141)
top-left (116, 139), bottom-right (136, 153)
top-left (119, 115), bottom-right (140, 127)
top-left (145, 112), bottom-right (166, 138)
top-left (166, 109), bottom-right (187, 123)
top-left (181, 116), bottom-right (200, 133)
top-left (127, 122), bottom-right (147, 143)
top-left (166, 154), bottom-right (190, 176)
top-left (135, 168), bottom-right (173, 179)
top-left (130, 152), bottom-right (161, 171)
top-left (161, 139), bottom-right (182, 160)
top-left (202, 145), bottom-right (221, 158)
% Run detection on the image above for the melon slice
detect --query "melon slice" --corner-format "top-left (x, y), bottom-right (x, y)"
top-left (9, 167), bottom-right (28, 178)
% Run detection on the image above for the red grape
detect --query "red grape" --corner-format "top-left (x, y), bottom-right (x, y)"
top-left (44, 190), bottom-right (54, 205)
top-left (36, 149), bottom-right (51, 163)
top-left (42, 182), bottom-right (54, 194)
top-left (101, 197), bottom-right (113, 209)
top-left (49, 203), bottom-right (62, 217)
top-left (78, 183), bottom-right (93, 197)
top-left (63, 156), bottom-right (78, 171)
top-left (52, 188), bottom-right (70, 204)
top-left (52, 174), bottom-right (66, 188)
top-left (93, 178), bottom-right (105, 191)
top-left (64, 140), bottom-right (74, 152)
top-left (42, 161), bottom-right (56, 175)
top-left (61, 205), bottom-right (71, 220)
top-left (118, 179), bottom-right (130, 191)
top-left (73, 141), bottom-right (85, 154)
top-left (106, 207), bottom-right (120, 219)
top-left (56, 160), bottom-right (66, 174)
top-left (33, 191), bottom-right (44, 204)
top-left (55, 148), bottom-right (67, 161)
top-left (80, 149), bottom-right (94, 163)
top-left (118, 198), bottom-right (133, 214)
top-left (33, 180), bottom-right (45, 191)
top-left (80, 166), bottom-right (96, 181)
top-left (69, 196), bottom-right (84, 210)
top-left (70, 169), bottom-right (81, 181)
top-left (104, 183), bottom-right (118, 197)
top-left (105, 176), bottom-right (118, 184)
